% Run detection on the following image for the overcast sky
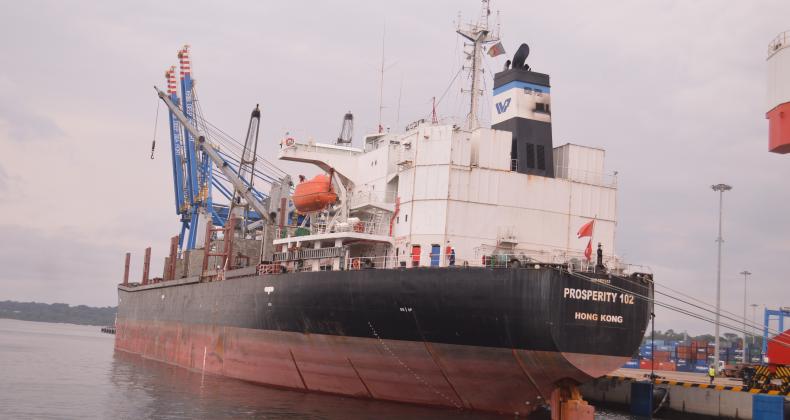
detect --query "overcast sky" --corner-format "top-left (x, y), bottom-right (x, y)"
top-left (1, 0), bottom-right (789, 336)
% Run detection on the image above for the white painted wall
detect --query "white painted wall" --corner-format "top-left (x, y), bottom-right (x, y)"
top-left (283, 121), bottom-right (619, 268)
top-left (768, 43), bottom-right (790, 110)
top-left (491, 88), bottom-right (552, 125)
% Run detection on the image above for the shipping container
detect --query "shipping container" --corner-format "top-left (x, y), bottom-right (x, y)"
top-left (676, 363), bottom-right (695, 373)
top-left (622, 359), bottom-right (639, 369)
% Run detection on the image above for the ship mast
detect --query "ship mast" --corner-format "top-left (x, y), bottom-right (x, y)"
top-left (457, 0), bottom-right (500, 130)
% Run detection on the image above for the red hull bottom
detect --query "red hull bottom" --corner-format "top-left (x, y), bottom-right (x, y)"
top-left (115, 320), bottom-right (626, 415)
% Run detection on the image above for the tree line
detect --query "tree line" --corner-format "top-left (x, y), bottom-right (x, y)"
top-left (0, 300), bottom-right (116, 326)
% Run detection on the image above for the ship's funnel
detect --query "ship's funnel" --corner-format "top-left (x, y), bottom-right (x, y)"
top-left (512, 43), bottom-right (530, 70)
top-left (491, 45), bottom-right (554, 178)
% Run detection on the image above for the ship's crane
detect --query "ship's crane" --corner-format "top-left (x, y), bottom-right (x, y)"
top-left (228, 105), bottom-right (261, 229)
top-left (336, 111), bottom-right (353, 145)
top-left (161, 45), bottom-right (290, 251)
top-left (156, 87), bottom-right (276, 227)
top-left (176, 46), bottom-right (208, 250)
top-left (164, 66), bottom-right (190, 249)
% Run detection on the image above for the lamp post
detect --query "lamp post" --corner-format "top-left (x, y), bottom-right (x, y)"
top-left (750, 303), bottom-right (759, 362)
top-left (711, 183), bottom-right (732, 369)
top-left (740, 270), bottom-right (751, 363)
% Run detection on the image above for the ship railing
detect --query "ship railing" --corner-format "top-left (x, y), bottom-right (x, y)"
top-left (470, 248), bottom-right (652, 275)
top-left (275, 220), bottom-right (391, 238)
top-left (554, 165), bottom-right (617, 188)
top-left (347, 190), bottom-right (397, 208)
top-left (342, 252), bottom-right (653, 274)
top-left (275, 225), bottom-right (310, 238)
top-left (334, 219), bottom-right (390, 236)
top-left (280, 141), bottom-right (363, 156)
top-left (346, 255), bottom-right (401, 270)
top-left (257, 251), bottom-right (651, 276)
top-left (273, 246), bottom-right (346, 262)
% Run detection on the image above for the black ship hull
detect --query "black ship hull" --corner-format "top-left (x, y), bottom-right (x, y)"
top-left (116, 266), bottom-right (652, 414)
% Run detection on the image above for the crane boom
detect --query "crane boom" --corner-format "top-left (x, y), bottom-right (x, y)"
top-left (155, 87), bottom-right (272, 222)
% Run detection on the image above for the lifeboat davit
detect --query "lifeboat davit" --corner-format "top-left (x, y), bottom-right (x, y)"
top-left (292, 174), bottom-right (337, 212)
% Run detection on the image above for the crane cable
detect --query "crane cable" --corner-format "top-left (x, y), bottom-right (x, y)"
top-left (150, 100), bottom-right (160, 160)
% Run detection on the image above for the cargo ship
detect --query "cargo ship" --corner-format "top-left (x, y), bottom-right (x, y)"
top-left (116, 2), bottom-right (653, 416)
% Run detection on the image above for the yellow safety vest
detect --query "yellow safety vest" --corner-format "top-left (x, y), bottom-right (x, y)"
top-left (708, 367), bottom-right (715, 376)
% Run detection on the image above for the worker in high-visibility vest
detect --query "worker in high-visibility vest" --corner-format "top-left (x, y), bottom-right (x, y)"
top-left (708, 365), bottom-right (715, 384)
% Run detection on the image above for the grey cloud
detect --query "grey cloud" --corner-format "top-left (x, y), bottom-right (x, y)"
top-left (0, 100), bottom-right (63, 143)
top-left (0, 163), bottom-right (7, 192)
top-left (0, 225), bottom-right (123, 307)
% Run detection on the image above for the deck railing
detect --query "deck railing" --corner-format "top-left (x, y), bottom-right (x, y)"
top-left (554, 165), bottom-right (618, 188)
top-left (276, 219), bottom-right (390, 239)
top-left (261, 251), bottom-right (651, 277)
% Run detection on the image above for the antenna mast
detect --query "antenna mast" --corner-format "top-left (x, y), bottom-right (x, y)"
top-left (377, 24), bottom-right (386, 133)
top-left (457, 0), bottom-right (500, 130)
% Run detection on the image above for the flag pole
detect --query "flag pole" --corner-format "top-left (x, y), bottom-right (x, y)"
top-left (590, 215), bottom-right (597, 269)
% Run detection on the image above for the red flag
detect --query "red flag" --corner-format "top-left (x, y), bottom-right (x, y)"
top-left (487, 41), bottom-right (506, 58)
top-left (584, 239), bottom-right (592, 261)
top-left (577, 220), bottom-right (594, 238)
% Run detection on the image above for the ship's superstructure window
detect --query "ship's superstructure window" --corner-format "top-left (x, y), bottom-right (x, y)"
top-left (526, 143), bottom-right (536, 169)
top-left (523, 87), bottom-right (533, 94)
top-left (511, 136), bottom-right (518, 170)
top-left (535, 103), bottom-right (550, 114)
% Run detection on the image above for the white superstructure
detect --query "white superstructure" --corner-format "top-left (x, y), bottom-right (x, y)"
top-left (269, 18), bottom-right (625, 274)
top-left (275, 123), bottom-right (619, 271)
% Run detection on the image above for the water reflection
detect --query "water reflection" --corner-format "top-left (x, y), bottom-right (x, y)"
top-left (107, 350), bottom-right (504, 419)
top-left (0, 319), bottom-right (672, 419)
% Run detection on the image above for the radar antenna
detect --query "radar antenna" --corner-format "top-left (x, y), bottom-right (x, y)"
top-left (457, 0), bottom-right (500, 130)
top-left (337, 111), bottom-right (354, 145)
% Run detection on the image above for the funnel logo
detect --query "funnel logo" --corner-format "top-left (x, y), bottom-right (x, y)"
top-left (495, 98), bottom-right (511, 114)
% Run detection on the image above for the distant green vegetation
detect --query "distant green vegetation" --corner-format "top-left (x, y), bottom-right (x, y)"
top-left (0, 300), bottom-right (116, 326)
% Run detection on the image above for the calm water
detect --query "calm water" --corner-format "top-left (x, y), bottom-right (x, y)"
top-left (0, 319), bottom-right (644, 419)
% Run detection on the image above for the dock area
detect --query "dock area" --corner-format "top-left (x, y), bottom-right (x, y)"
top-left (582, 368), bottom-right (789, 419)
top-left (611, 368), bottom-right (745, 388)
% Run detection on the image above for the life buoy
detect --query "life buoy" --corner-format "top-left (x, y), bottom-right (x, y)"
top-left (351, 259), bottom-right (361, 270)
top-left (285, 137), bottom-right (295, 147)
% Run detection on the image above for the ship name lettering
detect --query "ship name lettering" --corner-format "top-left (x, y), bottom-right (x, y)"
top-left (618, 293), bottom-right (635, 305)
top-left (573, 312), bottom-right (624, 324)
top-left (574, 311), bottom-right (598, 321)
top-left (562, 287), bottom-right (618, 303)
top-left (599, 314), bottom-right (624, 323)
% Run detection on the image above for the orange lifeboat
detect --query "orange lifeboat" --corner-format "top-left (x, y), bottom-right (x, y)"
top-left (292, 174), bottom-right (337, 212)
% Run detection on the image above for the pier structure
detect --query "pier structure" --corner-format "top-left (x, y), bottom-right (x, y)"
top-left (582, 369), bottom-right (788, 419)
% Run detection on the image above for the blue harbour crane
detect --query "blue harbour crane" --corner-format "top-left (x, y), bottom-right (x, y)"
top-left (160, 45), bottom-right (290, 251)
